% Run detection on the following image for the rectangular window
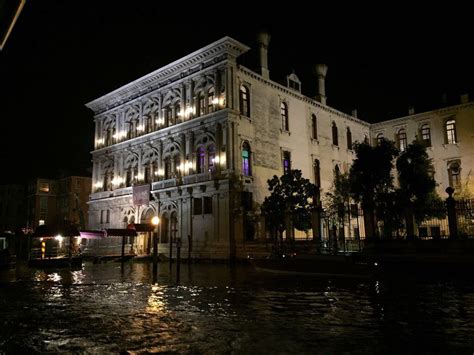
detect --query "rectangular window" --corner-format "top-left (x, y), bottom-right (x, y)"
top-left (446, 120), bottom-right (457, 144)
top-left (283, 151), bottom-right (291, 174)
top-left (39, 196), bottom-right (48, 213)
top-left (194, 198), bottom-right (202, 215)
top-left (106, 210), bottom-right (110, 223)
top-left (241, 192), bottom-right (253, 211)
top-left (39, 182), bottom-right (50, 193)
top-left (100, 210), bottom-right (104, 224)
top-left (204, 196), bottom-right (213, 214)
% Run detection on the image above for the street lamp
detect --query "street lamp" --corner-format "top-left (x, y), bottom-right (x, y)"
top-left (151, 216), bottom-right (160, 275)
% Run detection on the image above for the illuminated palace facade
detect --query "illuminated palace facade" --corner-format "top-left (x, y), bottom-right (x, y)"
top-left (86, 35), bottom-right (473, 258)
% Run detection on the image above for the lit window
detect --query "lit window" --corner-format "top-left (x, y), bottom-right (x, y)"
top-left (39, 182), bottom-right (50, 193)
top-left (446, 119), bottom-right (457, 144)
top-left (39, 219), bottom-right (45, 226)
top-left (207, 145), bottom-right (216, 172)
top-left (208, 87), bottom-right (215, 113)
top-left (397, 128), bottom-right (407, 152)
top-left (420, 124), bottom-right (431, 147)
top-left (332, 122), bottom-right (338, 146)
top-left (281, 102), bottom-right (289, 131)
top-left (199, 93), bottom-right (206, 116)
top-left (311, 114), bottom-right (317, 139)
top-left (242, 142), bottom-right (251, 176)
top-left (283, 151), bottom-right (291, 174)
top-left (239, 85), bottom-right (250, 117)
top-left (174, 101), bottom-right (181, 122)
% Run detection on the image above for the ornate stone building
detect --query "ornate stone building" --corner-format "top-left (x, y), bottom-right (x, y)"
top-left (86, 35), bottom-right (370, 259)
top-left (86, 35), bottom-right (473, 258)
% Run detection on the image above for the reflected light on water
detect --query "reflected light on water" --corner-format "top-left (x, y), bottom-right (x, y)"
top-left (146, 285), bottom-right (167, 314)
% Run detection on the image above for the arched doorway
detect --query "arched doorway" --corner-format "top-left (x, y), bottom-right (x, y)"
top-left (140, 208), bottom-right (155, 255)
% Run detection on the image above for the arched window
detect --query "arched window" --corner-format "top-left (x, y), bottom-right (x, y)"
top-left (146, 115), bottom-right (153, 133)
top-left (420, 124), bottom-right (431, 147)
top-left (207, 145), bottom-right (216, 172)
top-left (208, 87), bottom-right (215, 113)
top-left (311, 114), bottom-right (317, 139)
top-left (346, 127), bottom-right (352, 149)
top-left (239, 85), bottom-right (250, 117)
top-left (197, 147), bottom-right (206, 173)
top-left (165, 106), bottom-right (172, 126)
top-left (174, 101), bottom-right (181, 123)
top-left (126, 169), bottom-right (132, 186)
top-left (144, 165), bottom-right (150, 183)
top-left (164, 157), bottom-right (172, 179)
top-left (314, 159), bottom-right (320, 187)
top-left (198, 92), bottom-right (206, 116)
top-left (446, 119), bottom-right (457, 144)
top-left (332, 122), bottom-right (338, 146)
top-left (448, 161), bottom-right (461, 188)
top-left (174, 155), bottom-right (181, 177)
top-left (242, 141), bottom-right (251, 176)
top-left (281, 102), bottom-right (289, 131)
top-left (397, 128), bottom-right (407, 151)
top-left (376, 133), bottom-right (384, 145)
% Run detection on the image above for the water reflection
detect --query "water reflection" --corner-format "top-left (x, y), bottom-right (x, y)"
top-left (1, 262), bottom-right (474, 353)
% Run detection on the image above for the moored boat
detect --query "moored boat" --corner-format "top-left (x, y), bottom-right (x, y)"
top-left (250, 253), bottom-right (374, 278)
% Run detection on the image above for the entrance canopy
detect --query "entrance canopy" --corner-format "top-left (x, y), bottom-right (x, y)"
top-left (127, 223), bottom-right (155, 232)
top-left (79, 229), bottom-right (137, 239)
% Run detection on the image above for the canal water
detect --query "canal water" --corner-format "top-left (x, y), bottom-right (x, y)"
top-left (1, 262), bottom-right (474, 353)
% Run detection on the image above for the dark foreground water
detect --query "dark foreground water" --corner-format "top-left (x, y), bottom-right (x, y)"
top-left (1, 262), bottom-right (474, 354)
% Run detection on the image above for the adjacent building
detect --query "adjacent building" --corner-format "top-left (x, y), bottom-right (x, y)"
top-left (26, 176), bottom-right (91, 230)
top-left (0, 184), bottom-right (25, 233)
top-left (86, 35), bottom-right (473, 259)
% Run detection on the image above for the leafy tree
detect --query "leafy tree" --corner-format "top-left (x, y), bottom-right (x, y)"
top-left (349, 139), bottom-right (398, 238)
top-left (396, 140), bottom-right (442, 235)
top-left (324, 172), bottom-right (351, 229)
top-left (261, 169), bottom-right (317, 241)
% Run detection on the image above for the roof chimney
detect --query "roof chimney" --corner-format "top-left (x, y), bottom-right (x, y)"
top-left (460, 93), bottom-right (469, 104)
top-left (256, 31), bottom-right (271, 80)
top-left (351, 109), bottom-right (358, 118)
top-left (408, 106), bottom-right (415, 115)
top-left (314, 64), bottom-right (328, 105)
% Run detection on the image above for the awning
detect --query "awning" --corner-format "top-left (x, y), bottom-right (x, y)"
top-left (80, 230), bottom-right (105, 239)
top-left (105, 229), bottom-right (137, 237)
top-left (127, 223), bottom-right (155, 232)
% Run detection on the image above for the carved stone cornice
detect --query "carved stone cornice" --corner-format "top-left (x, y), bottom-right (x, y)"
top-left (86, 37), bottom-right (250, 114)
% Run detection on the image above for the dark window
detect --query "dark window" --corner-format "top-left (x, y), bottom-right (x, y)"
top-left (242, 141), bottom-right (251, 176)
top-left (346, 127), bottom-right (352, 150)
top-left (332, 122), bottom-right (338, 146)
top-left (197, 147), bottom-right (206, 173)
top-left (164, 157), bottom-right (172, 179)
top-left (289, 79), bottom-right (300, 91)
top-left (241, 191), bottom-right (253, 211)
top-left (314, 159), bottom-right (320, 187)
top-left (283, 151), bottom-right (291, 174)
top-left (239, 85), bottom-right (250, 117)
top-left (376, 133), bottom-right (384, 145)
top-left (106, 210), bottom-right (110, 223)
top-left (448, 162), bottom-right (461, 188)
top-left (204, 196), bottom-right (213, 214)
top-left (281, 102), bottom-right (289, 131)
top-left (193, 198), bottom-right (202, 215)
top-left (311, 114), bottom-right (317, 139)
top-left (334, 165), bottom-right (340, 179)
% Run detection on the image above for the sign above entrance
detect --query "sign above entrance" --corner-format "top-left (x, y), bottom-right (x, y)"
top-left (133, 184), bottom-right (150, 206)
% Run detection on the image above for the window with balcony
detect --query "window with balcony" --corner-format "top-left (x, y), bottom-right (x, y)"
top-left (197, 147), bottom-right (206, 174)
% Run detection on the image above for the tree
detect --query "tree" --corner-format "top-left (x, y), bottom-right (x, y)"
top-left (261, 170), bottom-right (317, 242)
top-left (349, 139), bottom-right (398, 238)
top-left (396, 140), bottom-right (442, 236)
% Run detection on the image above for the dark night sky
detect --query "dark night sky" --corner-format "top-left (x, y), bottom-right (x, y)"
top-left (1, 2), bottom-right (472, 184)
